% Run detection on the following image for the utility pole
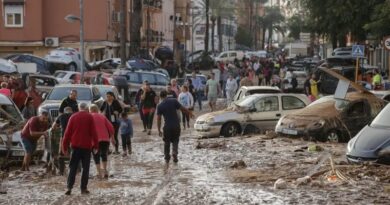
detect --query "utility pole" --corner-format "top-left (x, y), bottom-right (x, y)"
top-left (119, 0), bottom-right (126, 68)
top-left (146, 0), bottom-right (151, 51)
top-left (173, 0), bottom-right (177, 62)
top-left (79, 0), bottom-right (85, 83)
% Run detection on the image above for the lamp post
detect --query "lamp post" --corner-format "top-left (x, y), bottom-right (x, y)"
top-left (65, 0), bottom-right (85, 83)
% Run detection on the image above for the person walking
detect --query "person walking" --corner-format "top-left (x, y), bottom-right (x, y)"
top-left (225, 74), bottom-right (238, 106)
top-left (140, 81), bottom-right (158, 135)
top-left (157, 91), bottom-right (194, 163)
top-left (20, 111), bottom-right (49, 171)
top-left (90, 104), bottom-right (114, 179)
top-left (62, 102), bottom-right (98, 195)
top-left (22, 97), bottom-right (36, 120)
top-left (135, 86), bottom-right (147, 132)
top-left (191, 72), bottom-right (203, 111)
top-left (205, 73), bottom-right (220, 112)
top-left (59, 90), bottom-right (79, 114)
top-left (100, 91), bottom-right (122, 154)
top-left (372, 69), bottom-right (383, 90)
top-left (186, 78), bottom-right (196, 106)
top-left (178, 85), bottom-right (194, 129)
top-left (310, 74), bottom-right (319, 100)
top-left (119, 112), bottom-right (133, 156)
top-left (166, 83), bottom-right (178, 99)
top-left (170, 79), bottom-right (180, 97)
top-left (52, 107), bottom-right (74, 175)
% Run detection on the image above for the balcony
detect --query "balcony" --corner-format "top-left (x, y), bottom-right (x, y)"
top-left (143, 29), bottom-right (164, 43)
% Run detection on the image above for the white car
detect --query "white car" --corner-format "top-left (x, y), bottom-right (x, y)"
top-left (214, 50), bottom-right (245, 62)
top-left (53, 70), bottom-right (81, 84)
top-left (194, 93), bottom-right (310, 137)
top-left (233, 86), bottom-right (281, 102)
top-left (370, 90), bottom-right (390, 101)
top-left (45, 48), bottom-right (82, 71)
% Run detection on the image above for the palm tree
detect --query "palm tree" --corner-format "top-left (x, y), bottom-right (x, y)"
top-left (130, 0), bottom-right (143, 56)
top-left (193, 0), bottom-right (234, 52)
top-left (256, 6), bottom-right (285, 50)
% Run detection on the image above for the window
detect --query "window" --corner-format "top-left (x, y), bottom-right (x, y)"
top-left (32, 77), bottom-right (57, 87)
top-left (254, 96), bottom-right (279, 112)
top-left (220, 53), bottom-right (228, 58)
top-left (4, 5), bottom-right (23, 27)
top-left (156, 75), bottom-right (168, 86)
top-left (141, 73), bottom-right (156, 84)
top-left (127, 73), bottom-right (139, 83)
top-left (282, 96), bottom-right (306, 110)
top-left (230, 52), bottom-right (237, 57)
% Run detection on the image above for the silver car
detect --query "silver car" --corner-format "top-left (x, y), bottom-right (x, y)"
top-left (195, 93), bottom-right (310, 138)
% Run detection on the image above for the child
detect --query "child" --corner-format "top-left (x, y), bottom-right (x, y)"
top-left (120, 112), bottom-right (133, 156)
top-left (178, 85), bottom-right (194, 129)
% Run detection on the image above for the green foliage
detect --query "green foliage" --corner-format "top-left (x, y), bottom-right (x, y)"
top-left (235, 26), bottom-right (253, 47)
top-left (364, 0), bottom-right (390, 38)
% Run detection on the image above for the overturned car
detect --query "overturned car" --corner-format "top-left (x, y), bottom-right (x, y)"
top-left (275, 68), bottom-right (386, 142)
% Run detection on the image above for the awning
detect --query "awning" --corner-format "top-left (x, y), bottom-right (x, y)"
top-left (3, 0), bottom-right (25, 5)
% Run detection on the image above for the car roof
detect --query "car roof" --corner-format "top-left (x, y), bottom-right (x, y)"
top-left (114, 70), bottom-right (167, 76)
top-left (0, 93), bottom-right (12, 105)
top-left (29, 74), bottom-right (57, 79)
top-left (54, 84), bottom-right (95, 88)
top-left (54, 70), bottom-right (80, 74)
top-left (249, 93), bottom-right (304, 98)
top-left (241, 86), bottom-right (281, 91)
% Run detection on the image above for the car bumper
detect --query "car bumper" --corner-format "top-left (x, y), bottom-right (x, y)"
top-left (275, 125), bottom-right (305, 136)
top-left (194, 124), bottom-right (221, 137)
top-left (346, 155), bottom-right (378, 164)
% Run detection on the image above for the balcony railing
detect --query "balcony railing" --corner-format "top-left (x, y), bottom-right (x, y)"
top-left (143, 0), bottom-right (162, 10)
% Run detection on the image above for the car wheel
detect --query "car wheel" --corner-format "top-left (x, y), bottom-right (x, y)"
top-left (68, 63), bottom-right (77, 71)
top-left (325, 129), bottom-right (341, 143)
top-left (221, 122), bottom-right (240, 137)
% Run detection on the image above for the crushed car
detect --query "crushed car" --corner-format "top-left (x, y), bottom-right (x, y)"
top-left (346, 103), bottom-right (390, 164)
top-left (275, 68), bottom-right (386, 142)
top-left (195, 93), bottom-right (310, 137)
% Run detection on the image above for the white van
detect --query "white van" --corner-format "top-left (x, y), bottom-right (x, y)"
top-left (214, 51), bottom-right (244, 63)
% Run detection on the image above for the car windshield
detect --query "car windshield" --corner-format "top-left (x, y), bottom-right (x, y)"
top-left (235, 95), bottom-right (258, 108)
top-left (0, 104), bottom-right (23, 125)
top-left (48, 87), bottom-right (92, 101)
top-left (54, 72), bottom-right (67, 78)
top-left (308, 96), bottom-right (350, 110)
top-left (371, 104), bottom-right (390, 128)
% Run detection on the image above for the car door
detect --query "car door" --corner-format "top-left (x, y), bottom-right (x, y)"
top-left (245, 96), bottom-right (280, 130)
top-left (341, 100), bottom-right (371, 137)
top-left (92, 87), bottom-right (104, 107)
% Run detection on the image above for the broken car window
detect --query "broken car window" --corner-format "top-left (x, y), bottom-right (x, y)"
top-left (255, 96), bottom-right (279, 112)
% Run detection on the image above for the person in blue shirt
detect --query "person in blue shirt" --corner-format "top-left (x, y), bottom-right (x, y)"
top-left (119, 112), bottom-right (133, 156)
top-left (191, 71), bottom-right (203, 111)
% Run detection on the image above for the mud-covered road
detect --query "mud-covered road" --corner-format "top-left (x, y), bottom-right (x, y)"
top-left (1, 106), bottom-right (390, 204)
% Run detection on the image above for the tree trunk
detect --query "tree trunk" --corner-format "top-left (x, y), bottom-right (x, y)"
top-left (217, 16), bottom-right (223, 52)
top-left (211, 17), bottom-right (216, 53)
top-left (130, 0), bottom-right (142, 56)
top-left (261, 27), bottom-right (266, 49)
top-left (205, 0), bottom-right (210, 52)
top-left (267, 25), bottom-right (273, 52)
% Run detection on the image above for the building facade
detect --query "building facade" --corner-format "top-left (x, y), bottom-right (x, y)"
top-left (0, 0), bottom-right (121, 61)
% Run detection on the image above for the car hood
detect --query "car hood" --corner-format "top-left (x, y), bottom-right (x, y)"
top-left (197, 109), bottom-right (241, 123)
top-left (40, 100), bottom-right (90, 108)
top-left (348, 125), bottom-right (390, 157)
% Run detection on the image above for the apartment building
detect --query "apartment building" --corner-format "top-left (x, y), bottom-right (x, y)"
top-left (0, 0), bottom-right (121, 61)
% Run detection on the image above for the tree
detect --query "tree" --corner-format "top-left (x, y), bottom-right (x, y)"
top-left (235, 26), bottom-right (253, 48)
top-left (129, 0), bottom-right (142, 56)
top-left (286, 14), bottom-right (307, 40)
top-left (256, 6), bottom-right (285, 50)
top-left (364, 0), bottom-right (390, 39)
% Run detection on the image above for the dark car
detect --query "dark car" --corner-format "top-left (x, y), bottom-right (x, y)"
top-left (347, 103), bottom-right (390, 164)
top-left (6, 54), bottom-right (54, 74)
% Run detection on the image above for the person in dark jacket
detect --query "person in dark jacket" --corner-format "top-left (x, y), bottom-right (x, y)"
top-left (59, 90), bottom-right (79, 114)
top-left (22, 97), bottom-right (36, 120)
top-left (140, 81), bottom-right (158, 135)
top-left (136, 87), bottom-right (147, 132)
top-left (100, 91), bottom-right (123, 153)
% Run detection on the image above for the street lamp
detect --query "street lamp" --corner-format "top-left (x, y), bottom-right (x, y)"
top-left (64, 0), bottom-right (85, 83)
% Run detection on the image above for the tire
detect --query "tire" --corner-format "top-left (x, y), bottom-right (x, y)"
top-left (324, 129), bottom-right (342, 143)
top-left (221, 122), bottom-right (240, 137)
top-left (68, 63), bottom-right (77, 71)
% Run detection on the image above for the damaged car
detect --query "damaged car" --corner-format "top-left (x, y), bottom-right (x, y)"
top-left (275, 68), bottom-right (386, 142)
top-left (195, 93), bottom-right (310, 137)
top-left (346, 103), bottom-right (390, 164)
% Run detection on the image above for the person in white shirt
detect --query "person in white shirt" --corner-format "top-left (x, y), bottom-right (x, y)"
top-left (225, 74), bottom-right (238, 106)
top-left (178, 85), bottom-right (194, 129)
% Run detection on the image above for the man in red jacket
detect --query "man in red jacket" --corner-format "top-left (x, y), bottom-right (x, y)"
top-left (62, 102), bottom-right (98, 195)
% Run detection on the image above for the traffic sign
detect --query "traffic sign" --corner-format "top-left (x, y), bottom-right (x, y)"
top-left (352, 45), bottom-right (365, 57)
top-left (384, 36), bottom-right (390, 51)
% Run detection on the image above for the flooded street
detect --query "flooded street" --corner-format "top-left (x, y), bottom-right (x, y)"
top-left (1, 106), bottom-right (390, 205)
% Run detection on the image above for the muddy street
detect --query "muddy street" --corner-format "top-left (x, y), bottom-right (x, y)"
top-left (1, 107), bottom-right (390, 205)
